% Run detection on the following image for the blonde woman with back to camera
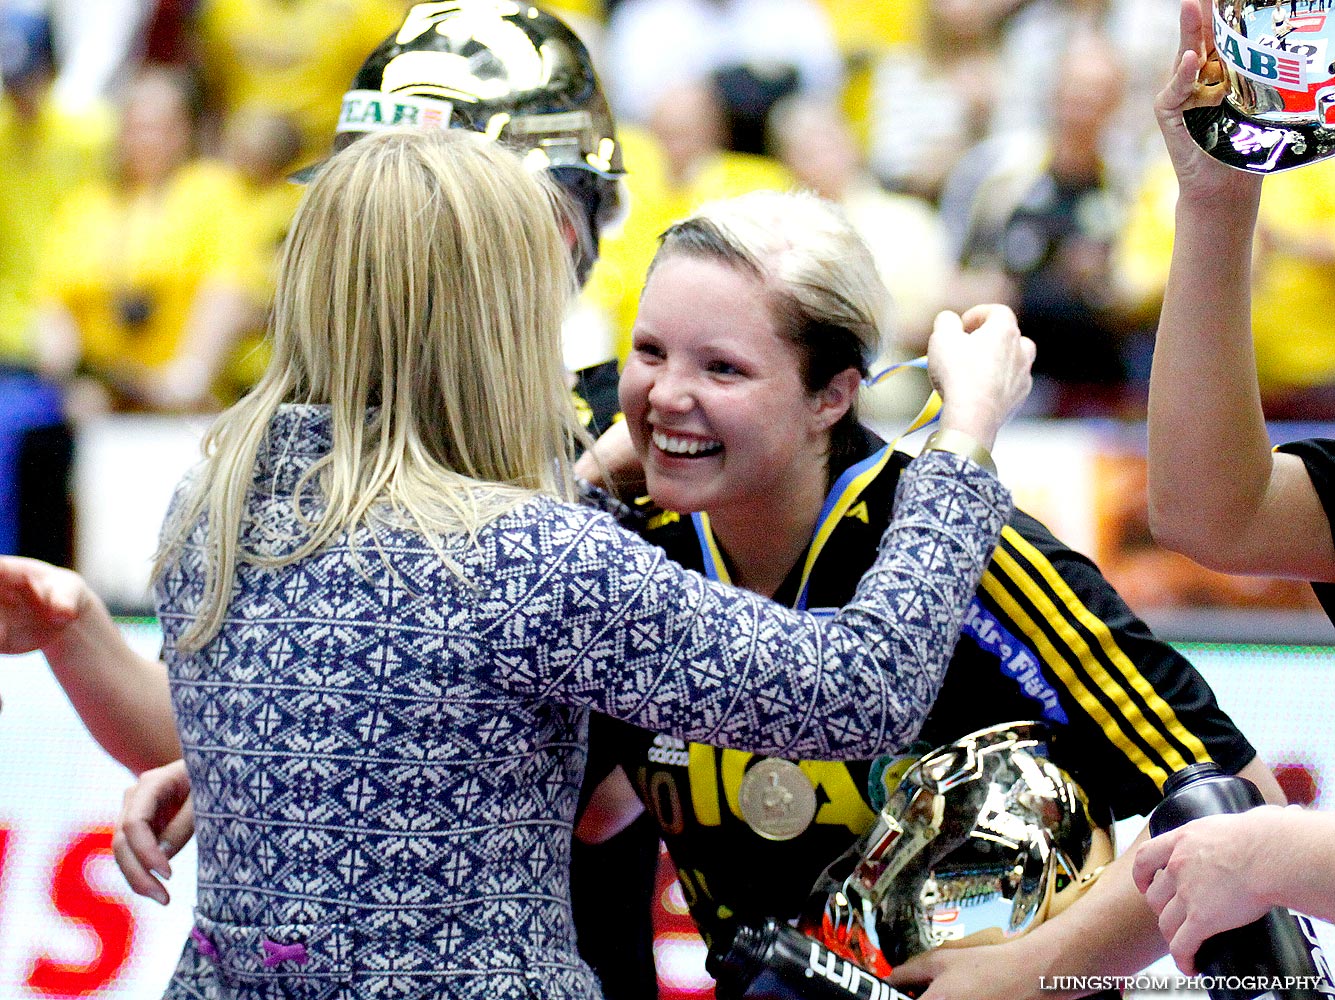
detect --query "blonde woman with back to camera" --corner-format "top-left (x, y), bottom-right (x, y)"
top-left (0, 127), bottom-right (1032, 998)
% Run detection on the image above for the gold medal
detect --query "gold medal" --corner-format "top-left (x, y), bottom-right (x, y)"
top-left (739, 758), bottom-right (817, 841)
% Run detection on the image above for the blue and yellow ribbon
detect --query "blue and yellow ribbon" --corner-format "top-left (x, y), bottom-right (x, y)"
top-left (864, 355), bottom-right (940, 439)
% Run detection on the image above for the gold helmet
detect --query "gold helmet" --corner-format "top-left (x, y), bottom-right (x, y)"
top-left (291, 2), bottom-right (624, 278)
top-left (800, 722), bottom-right (1113, 976)
top-left (1186, 0), bottom-right (1335, 172)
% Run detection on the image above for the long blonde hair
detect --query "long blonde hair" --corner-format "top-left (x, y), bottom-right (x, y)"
top-left (158, 128), bottom-right (583, 650)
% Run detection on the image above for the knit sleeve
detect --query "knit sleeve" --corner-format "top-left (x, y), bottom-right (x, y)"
top-left (478, 449), bottom-right (1010, 760)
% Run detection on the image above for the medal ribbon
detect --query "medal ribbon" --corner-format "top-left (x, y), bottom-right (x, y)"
top-left (863, 355), bottom-right (940, 434)
top-left (691, 357), bottom-right (937, 609)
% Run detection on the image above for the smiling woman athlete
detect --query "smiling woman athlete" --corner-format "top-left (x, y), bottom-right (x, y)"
top-left (571, 189), bottom-right (1280, 1000)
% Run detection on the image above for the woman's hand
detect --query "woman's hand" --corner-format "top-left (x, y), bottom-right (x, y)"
top-left (113, 759), bottom-right (195, 906)
top-left (1155, 0), bottom-right (1261, 206)
top-left (0, 555), bottom-right (181, 773)
top-left (1132, 808), bottom-right (1277, 975)
top-left (0, 556), bottom-right (91, 656)
top-left (888, 938), bottom-right (1064, 1000)
top-left (928, 304), bottom-right (1035, 449)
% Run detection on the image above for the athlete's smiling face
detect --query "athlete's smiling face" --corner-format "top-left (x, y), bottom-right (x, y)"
top-left (619, 253), bottom-right (846, 516)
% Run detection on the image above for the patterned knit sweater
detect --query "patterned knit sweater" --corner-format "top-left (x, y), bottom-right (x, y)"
top-left (156, 404), bottom-right (1010, 1000)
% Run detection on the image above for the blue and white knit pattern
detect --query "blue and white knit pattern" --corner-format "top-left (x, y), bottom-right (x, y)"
top-left (157, 404), bottom-right (1009, 1000)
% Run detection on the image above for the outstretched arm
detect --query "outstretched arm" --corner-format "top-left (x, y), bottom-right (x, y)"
top-left (0, 556), bottom-right (179, 773)
top-left (1147, 0), bottom-right (1335, 580)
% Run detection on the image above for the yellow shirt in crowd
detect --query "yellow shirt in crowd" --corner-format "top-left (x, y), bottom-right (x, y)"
top-left (1116, 156), bottom-right (1335, 394)
top-left (581, 126), bottom-right (795, 362)
top-left (0, 97), bottom-right (113, 362)
top-left (218, 177), bottom-right (304, 397)
top-left (36, 160), bottom-right (269, 378)
top-left (1251, 161), bottom-right (1335, 392)
top-left (194, 0), bottom-right (404, 159)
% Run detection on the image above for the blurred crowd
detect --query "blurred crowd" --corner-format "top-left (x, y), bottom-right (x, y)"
top-left (5, 0), bottom-right (1335, 565)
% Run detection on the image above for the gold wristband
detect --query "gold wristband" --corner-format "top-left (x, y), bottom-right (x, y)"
top-left (921, 428), bottom-right (997, 476)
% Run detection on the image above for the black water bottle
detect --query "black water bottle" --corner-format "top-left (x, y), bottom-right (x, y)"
top-left (710, 919), bottom-right (913, 1000)
top-left (1149, 762), bottom-right (1335, 1000)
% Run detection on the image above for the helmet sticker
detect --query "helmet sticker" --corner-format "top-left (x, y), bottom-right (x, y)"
top-left (336, 90), bottom-right (455, 134)
top-left (1281, 13), bottom-right (1327, 33)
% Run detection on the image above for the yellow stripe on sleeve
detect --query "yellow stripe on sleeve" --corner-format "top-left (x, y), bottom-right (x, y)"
top-left (998, 527), bottom-right (1210, 772)
top-left (979, 569), bottom-right (1171, 790)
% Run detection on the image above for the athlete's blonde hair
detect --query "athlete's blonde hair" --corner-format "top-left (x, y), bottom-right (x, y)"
top-left (158, 128), bottom-right (582, 650)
